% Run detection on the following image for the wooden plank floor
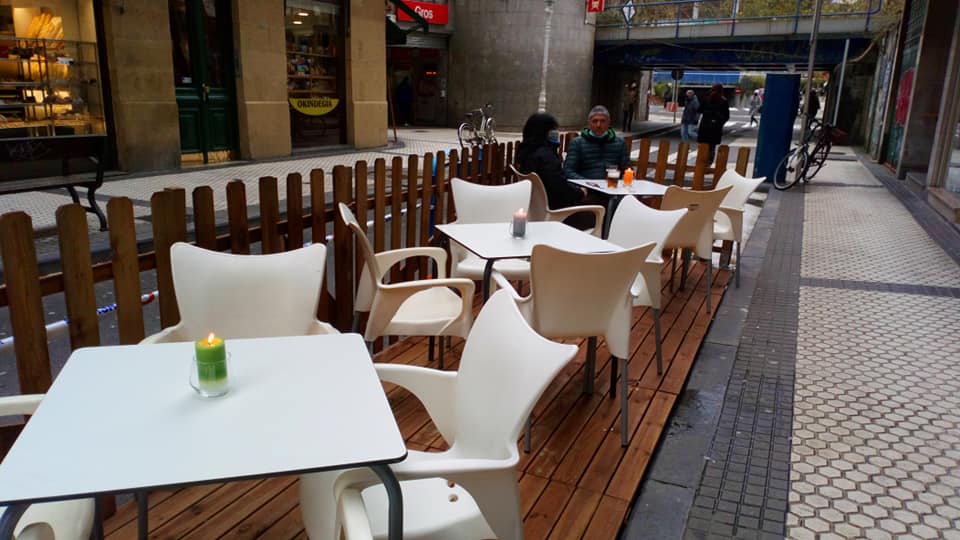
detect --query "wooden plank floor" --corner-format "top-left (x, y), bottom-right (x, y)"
top-left (103, 261), bottom-right (730, 540)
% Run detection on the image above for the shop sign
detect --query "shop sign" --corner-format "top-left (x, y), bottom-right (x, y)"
top-left (397, 1), bottom-right (449, 25)
top-left (587, 0), bottom-right (605, 13)
top-left (289, 97), bottom-right (339, 116)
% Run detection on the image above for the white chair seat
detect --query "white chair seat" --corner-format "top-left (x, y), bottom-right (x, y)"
top-left (713, 213), bottom-right (735, 241)
top-left (453, 252), bottom-right (531, 281)
top-left (390, 287), bottom-right (468, 336)
top-left (355, 478), bottom-right (494, 540)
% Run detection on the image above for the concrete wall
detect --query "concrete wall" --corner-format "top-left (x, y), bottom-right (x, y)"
top-left (346, 0), bottom-right (388, 148)
top-left (448, 0), bottom-right (596, 130)
top-left (100, 1), bottom-right (180, 172)
top-left (898, 0), bottom-right (955, 178)
top-left (233, 0), bottom-right (291, 160)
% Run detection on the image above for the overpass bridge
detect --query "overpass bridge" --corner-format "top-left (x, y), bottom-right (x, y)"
top-left (595, 0), bottom-right (895, 70)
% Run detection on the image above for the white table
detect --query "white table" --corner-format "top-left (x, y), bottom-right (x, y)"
top-left (568, 178), bottom-right (669, 237)
top-left (0, 334), bottom-right (406, 540)
top-left (436, 221), bottom-right (621, 300)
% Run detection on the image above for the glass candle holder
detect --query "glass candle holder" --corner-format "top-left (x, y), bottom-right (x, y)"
top-left (511, 208), bottom-right (527, 238)
top-left (191, 334), bottom-right (230, 398)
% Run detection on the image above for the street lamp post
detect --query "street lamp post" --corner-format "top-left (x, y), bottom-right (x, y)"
top-left (537, 0), bottom-right (555, 113)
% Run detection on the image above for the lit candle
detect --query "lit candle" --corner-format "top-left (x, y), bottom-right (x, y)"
top-left (194, 333), bottom-right (228, 396)
top-left (512, 208), bottom-right (527, 238)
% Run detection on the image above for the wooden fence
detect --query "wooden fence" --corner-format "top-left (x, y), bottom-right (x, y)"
top-left (0, 137), bottom-right (750, 488)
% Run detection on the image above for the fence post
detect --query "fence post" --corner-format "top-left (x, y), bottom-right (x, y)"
top-left (226, 180), bottom-right (250, 254)
top-left (192, 186), bottom-right (216, 250)
top-left (675, 142), bottom-right (690, 186)
top-left (107, 198), bottom-right (146, 345)
top-left (332, 165), bottom-right (354, 332)
top-left (309, 169), bottom-right (333, 322)
top-left (405, 154), bottom-right (420, 280)
top-left (259, 176), bottom-right (280, 254)
top-left (151, 188), bottom-right (187, 328)
top-left (713, 145), bottom-right (730, 187)
top-left (735, 147), bottom-right (751, 176)
top-left (390, 156), bottom-right (403, 283)
top-left (374, 158), bottom-right (387, 253)
top-left (654, 140), bottom-right (670, 184)
top-left (0, 212), bottom-right (52, 394)
top-left (286, 172), bottom-right (304, 251)
top-left (693, 143), bottom-right (710, 190)
top-left (355, 160), bottom-right (368, 280)
top-left (56, 205), bottom-right (100, 351)
top-left (636, 139), bottom-right (652, 179)
top-left (419, 152), bottom-right (434, 277)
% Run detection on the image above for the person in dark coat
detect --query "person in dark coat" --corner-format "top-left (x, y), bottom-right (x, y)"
top-left (697, 83), bottom-right (730, 162)
top-left (562, 105), bottom-right (631, 180)
top-left (516, 112), bottom-right (595, 229)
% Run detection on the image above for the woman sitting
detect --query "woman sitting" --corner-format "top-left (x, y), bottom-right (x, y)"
top-left (515, 112), bottom-right (595, 229)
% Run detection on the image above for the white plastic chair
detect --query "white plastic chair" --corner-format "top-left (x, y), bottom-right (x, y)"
top-left (607, 196), bottom-right (688, 375)
top-left (141, 242), bottom-right (336, 344)
top-left (713, 169), bottom-right (765, 288)
top-left (494, 243), bottom-right (654, 448)
top-left (0, 395), bottom-right (94, 540)
top-left (448, 178), bottom-right (533, 283)
top-left (507, 165), bottom-right (605, 237)
top-left (339, 203), bottom-right (474, 367)
top-left (299, 289), bottom-right (578, 540)
top-left (660, 185), bottom-right (733, 314)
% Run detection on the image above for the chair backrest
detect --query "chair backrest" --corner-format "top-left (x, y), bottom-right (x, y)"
top-left (450, 178), bottom-right (531, 224)
top-left (452, 289), bottom-right (578, 459)
top-left (715, 168), bottom-right (765, 210)
top-left (508, 165), bottom-right (549, 221)
top-left (337, 203), bottom-right (380, 313)
top-left (607, 195), bottom-right (688, 258)
top-left (169, 242), bottom-right (326, 340)
top-left (528, 243), bottom-right (653, 357)
top-left (659, 185), bottom-right (732, 258)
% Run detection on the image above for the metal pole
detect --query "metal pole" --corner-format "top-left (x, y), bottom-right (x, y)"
top-left (799, 0), bottom-right (824, 143)
top-left (537, 0), bottom-right (555, 113)
top-left (832, 38), bottom-right (851, 125)
top-left (672, 78), bottom-right (678, 124)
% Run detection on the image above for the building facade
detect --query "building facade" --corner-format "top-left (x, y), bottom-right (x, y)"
top-left (0, 0), bottom-right (388, 174)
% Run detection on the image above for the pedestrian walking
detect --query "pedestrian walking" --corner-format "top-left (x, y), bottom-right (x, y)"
top-left (681, 90), bottom-right (699, 142)
top-left (748, 90), bottom-right (762, 126)
top-left (621, 81), bottom-right (639, 132)
top-left (663, 86), bottom-right (672, 110)
top-left (697, 84), bottom-right (730, 163)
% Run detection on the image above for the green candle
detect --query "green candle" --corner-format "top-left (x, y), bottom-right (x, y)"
top-left (195, 333), bottom-right (228, 396)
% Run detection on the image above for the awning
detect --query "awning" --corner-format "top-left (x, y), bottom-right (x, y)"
top-left (386, 0), bottom-right (429, 45)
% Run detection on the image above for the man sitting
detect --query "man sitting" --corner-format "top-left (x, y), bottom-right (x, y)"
top-left (563, 105), bottom-right (631, 180)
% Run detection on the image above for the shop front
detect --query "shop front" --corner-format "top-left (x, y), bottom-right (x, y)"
top-left (387, 0), bottom-right (450, 128)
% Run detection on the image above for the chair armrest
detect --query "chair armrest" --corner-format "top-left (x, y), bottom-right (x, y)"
top-left (139, 325), bottom-right (186, 345)
top-left (366, 278), bottom-right (475, 341)
top-left (490, 272), bottom-right (533, 306)
top-left (391, 456), bottom-right (518, 478)
top-left (375, 364), bottom-right (458, 444)
top-left (716, 206), bottom-right (744, 241)
top-left (545, 205), bottom-right (606, 237)
top-left (0, 394), bottom-right (44, 417)
top-left (307, 321), bottom-right (340, 335)
top-left (375, 247), bottom-right (449, 279)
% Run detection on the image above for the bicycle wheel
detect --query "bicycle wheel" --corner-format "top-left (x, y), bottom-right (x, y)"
top-left (773, 147), bottom-right (809, 190)
top-left (484, 118), bottom-right (497, 145)
top-left (807, 139), bottom-right (831, 180)
top-left (458, 122), bottom-right (478, 147)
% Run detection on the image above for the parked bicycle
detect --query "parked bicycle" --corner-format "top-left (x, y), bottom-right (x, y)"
top-left (458, 104), bottom-right (497, 147)
top-left (773, 119), bottom-right (843, 190)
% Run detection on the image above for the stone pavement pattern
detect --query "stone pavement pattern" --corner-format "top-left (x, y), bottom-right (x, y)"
top-left (788, 163), bottom-right (960, 539)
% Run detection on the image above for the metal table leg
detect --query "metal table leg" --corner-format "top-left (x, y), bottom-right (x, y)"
top-left (0, 503), bottom-right (28, 540)
top-left (370, 464), bottom-right (403, 540)
top-left (482, 259), bottom-right (495, 301)
top-left (137, 491), bottom-right (148, 540)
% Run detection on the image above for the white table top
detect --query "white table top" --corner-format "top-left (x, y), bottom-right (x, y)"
top-left (569, 178), bottom-right (669, 197)
top-left (0, 334), bottom-right (406, 505)
top-left (436, 221), bottom-right (620, 261)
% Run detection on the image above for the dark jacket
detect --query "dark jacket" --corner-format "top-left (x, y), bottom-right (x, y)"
top-left (516, 144), bottom-right (584, 209)
top-left (682, 95), bottom-right (700, 125)
top-left (562, 128), bottom-right (630, 180)
top-left (697, 97), bottom-right (730, 145)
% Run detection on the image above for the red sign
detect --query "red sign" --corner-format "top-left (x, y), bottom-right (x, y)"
top-left (397, 1), bottom-right (449, 25)
top-left (587, 0), bottom-right (605, 13)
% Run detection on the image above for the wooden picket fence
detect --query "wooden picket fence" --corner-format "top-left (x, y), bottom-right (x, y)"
top-left (0, 136), bottom-right (749, 516)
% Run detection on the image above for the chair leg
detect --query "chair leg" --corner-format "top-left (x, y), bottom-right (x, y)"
top-left (669, 249), bottom-right (677, 291)
top-left (609, 354), bottom-right (618, 398)
top-left (583, 337), bottom-right (597, 395)
top-left (429, 336), bottom-right (435, 364)
top-left (706, 258), bottom-right (713, 313)
top-left (621, 357), bottom-right (629, 447)
top-left (680, 249), bottom-right (690, 291)
top-left (439, 340), bottom-right (445, 370)
top-left (351, 312), bottom-right (361, 334)
top-left (654, 308), bottom-right (664, 375)
top-left (733, 242), bottom-right (740, 289)
top-left (524, 416), bottom-right (532, 453)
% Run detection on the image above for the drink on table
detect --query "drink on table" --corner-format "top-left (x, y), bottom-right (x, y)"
top-left (606, 166), bottom-right (619, 189)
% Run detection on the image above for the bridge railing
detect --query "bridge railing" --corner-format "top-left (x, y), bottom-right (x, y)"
top-left (598, 0), bottom-right (888, 39)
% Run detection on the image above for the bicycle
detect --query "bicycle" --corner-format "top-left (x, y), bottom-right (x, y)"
top-left (772, 118), bottom-right (842, 190)
top-left (458, 103), bottom-right (497, 147)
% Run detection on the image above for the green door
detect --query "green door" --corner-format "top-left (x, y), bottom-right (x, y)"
top-left (169, 0), bottom-right (237, 163)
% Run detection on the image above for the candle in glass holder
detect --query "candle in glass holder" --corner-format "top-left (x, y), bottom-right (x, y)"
top-left (194, 333), bottom-right (228, 397)
top-left (512, 208), bottom-right (527, 238)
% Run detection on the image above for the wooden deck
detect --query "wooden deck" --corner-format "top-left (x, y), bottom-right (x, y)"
top-left (102, 262), bottom-right (729, 540)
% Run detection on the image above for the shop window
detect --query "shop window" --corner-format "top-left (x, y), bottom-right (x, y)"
top-left (286, 0), bottom-right (345, 148)
top-left (0, 0), bottom-right (105, 139)
top-left (947, 118), bottom-right (960, 194)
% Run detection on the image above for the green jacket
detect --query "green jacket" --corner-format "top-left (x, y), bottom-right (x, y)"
top-left (562, 128), bottom-right (631, 180)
